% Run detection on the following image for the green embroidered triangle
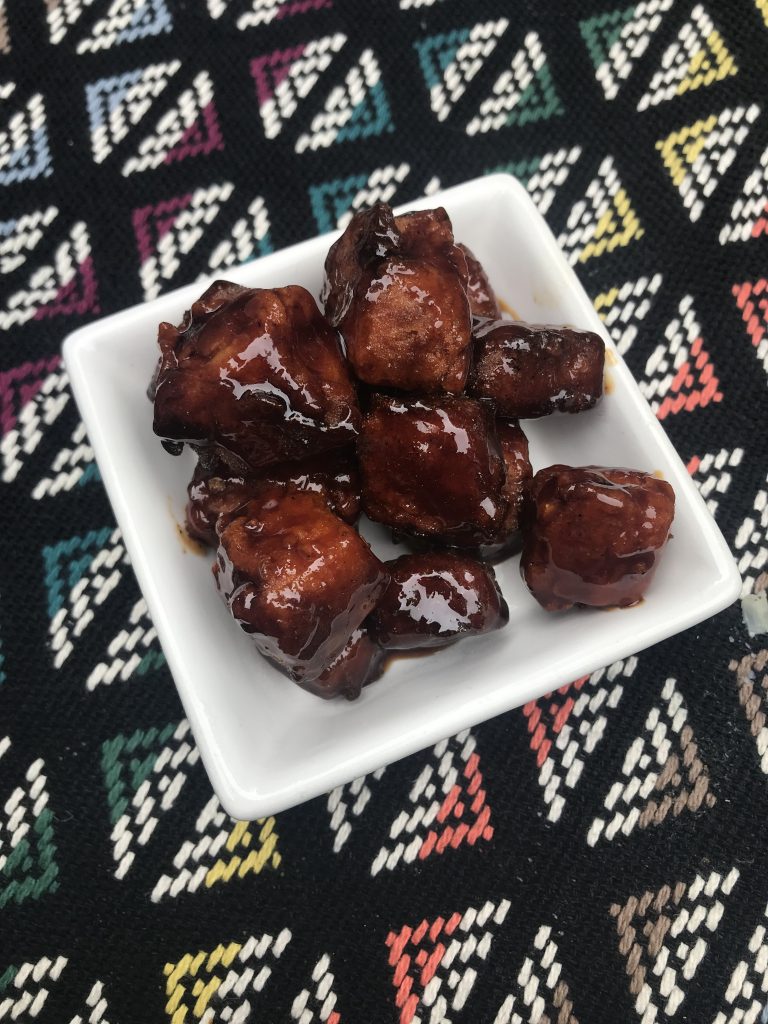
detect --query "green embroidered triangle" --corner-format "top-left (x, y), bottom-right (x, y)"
top-left (101, 722), bottom-right (177, 824)
top-left (337, 82), bottom-right (393, 142)
top-left (41, 526), bottom-right (114, 618)
top-left (413, 28), bottom-right (471, 89)
top-left (0, 806), bottom-right (59, 910)
top-left (309, 172), bottom-right (369, 234)
top-left (487, 154), bottom-right (543, 185)
top-left (508, 63), bottom-right (564, 126)
top-left (579, 6), bottom-right (635, 70)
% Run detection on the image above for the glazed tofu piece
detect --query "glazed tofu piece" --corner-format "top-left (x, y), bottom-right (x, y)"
top-left (359, 394), bottom-right (508, 546)
top-left (459, 243), bottom-right (501, 320)
top-left (369, 553), bottom-right (509, 650)
top-left (302, 628), bottom-right (385, 700)
top-left (323, 204), bottom-right (472, 393)
top-left (151, 280), bottom-right (360, 470)
top-left (495, 419), bottom-right (532, 539)
top-left (469, 320), bottom-right (605, 418)
top-left (214, 488), bottom-right (389, 683)
top-left (521, 466), bottom-right (675, 611)
top-left (186, 448), bottom-right (360, 546)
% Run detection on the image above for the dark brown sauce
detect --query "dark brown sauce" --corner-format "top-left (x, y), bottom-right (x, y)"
top-left (384, 647), bottom-right (442, 667)
top-left (168, 498), bottom-right (207, 556)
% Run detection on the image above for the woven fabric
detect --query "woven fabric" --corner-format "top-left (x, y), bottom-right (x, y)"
top-left (1, 0), bottom-right (768, 1021)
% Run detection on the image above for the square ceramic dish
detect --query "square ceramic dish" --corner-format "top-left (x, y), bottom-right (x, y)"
top-left (63, 174), bottom-right (741, 819)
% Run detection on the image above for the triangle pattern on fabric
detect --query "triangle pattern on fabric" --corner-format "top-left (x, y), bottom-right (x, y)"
top-left (132, 181), bottom-right (234, 300)
top-left (488, 146), bottom-right (581, 215)
top-left (492, 925), bottom-right (580, 1024)
top-left (163, 929), bottom-right (292, 1022)
top-left (580, 0), bottom-right (674, 100)
top-left (101, 719), bottom-right (200, 879)
top-left (0, 87), bottom-right (53, 185)
top-left (557, 155), bottom-right (644, 265)
top-left (610, 867), bottom-right (740, 1020)
top-left (47, 0), bottom-right (95, 43)
top-left (587, 677), bottom-right (716, 846)
top-left (730, 648), bottom-right (768, 772)
top-left (85, 59), bottom-right (180, 163)
top-left (637, 4), bottom-right (738, 111)
top-left (0, 206), bottom-right (58, 276)
top-left (309, 162), bottom-right (410, 233)
top-left (712, 898), bottom-right (768, 1024)
top-left (208, 195), bottom-right (272, 272)
top-left (657, 104), bottom-right (760, 222)
top-left (290, 955), bottom-right (343, 1024)
top-left (251, 33), bottom-right (346, 139)
top-left (639, 295), bottom-right (723, 419)
top-left (386, 900), bottom-right (510, 1024)
top-left (1, 362), bottom-right (69, 484)
top-left (0, 739), bottom-right (60, 910)
top-left (523, 657), bottom-right (636, 825)
top-left (466, 30), bottom-right (563, 136)
top-left (734, 474), bottom-right (768, 596)
top-left (0, 953), bottom-right (68, 1019)
top-left (327, 767), bottom-right (386, 853)
top-left (237, 0), bottom-right (332, 30)
top-left (414, 18), bottom-right (508, 122)
top-left (43, 524), bottom-right (127, 668)
top-left (121, 69), bottom-right (222, 175)
top-left (371, 729), bottom-right (494, 876)
top-left (77, 0), bottom-right (173, 54)
top-left (686, 447), bottom-right (744, 517)
top-left (593, 273), bottom-right (663, 355)
top-left (733, 278), bottom-right (768, 382)
top-left (31, 419), bottom-right (100, 501)
top-left (295, 48), bottom-right (393, 153)
top-left (719, 145), bottom-right (768, 243)
top-left (0, 355), bottom-right (62, 439)
top-left (151, 794), bottom-right (280, 901)
top-left (85, 596), bottom-right (164, 690)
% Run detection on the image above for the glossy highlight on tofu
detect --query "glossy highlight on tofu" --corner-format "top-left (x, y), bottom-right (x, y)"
top-left (151, 280), bottom-right (360, 470)
top-left (214, 488), bottom-right (389, 683)
top-left (186, 448), bottom-right (360, 547)
top-left (469, 320), bottom-right (605, 418)
top-left (369, 553), bottom-right (509, 650)
top-left (359, 393), bottom-right (508, 546)
top-left (521, 465), bottom-right (676, 611)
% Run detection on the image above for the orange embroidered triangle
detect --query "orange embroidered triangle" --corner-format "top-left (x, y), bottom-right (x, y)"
top-left (733, 279), bottom-right (768, 349)
top-left (656, 336), bottom-right (722, 420)
top-left (417, 750), bottom-right (493, 860)
top-left (523, 676), bottom-right (588, 768)
top-left (386, 900), bottom-right (509, 1024)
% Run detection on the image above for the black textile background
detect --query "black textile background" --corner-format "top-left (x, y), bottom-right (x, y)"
top-left (1, 0), bottom-right (768, 1021)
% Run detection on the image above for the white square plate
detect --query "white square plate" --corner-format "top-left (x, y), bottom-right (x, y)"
top-left (63, 175), bottom-right (741, 819)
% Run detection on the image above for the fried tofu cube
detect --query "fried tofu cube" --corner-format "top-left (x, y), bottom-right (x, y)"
top-left (214, 488), bottom-right (388, 682)
top-left (521, 466), bottom-right (675, 610)
top-left (323, 205), bottom-right (472, 393)
top-left (369, 553), bottom-right (508, 649)
top-left (359, 394), bottom-right (507, 546)
top-left (186, 448), bottom-right (360, 546)
top-left (469, 320), bottom-right (605, 418)
top-left (151, 281), bottom-right (360, 470)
